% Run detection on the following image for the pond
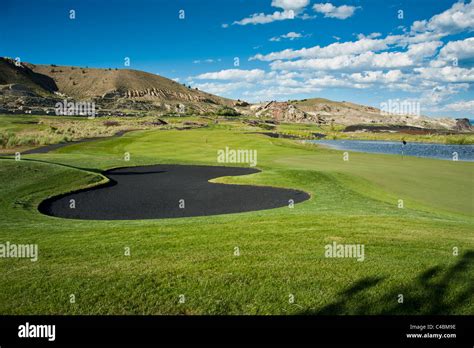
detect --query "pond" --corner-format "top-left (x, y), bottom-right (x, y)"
top-left (307, 140), bottom-right (474, 161)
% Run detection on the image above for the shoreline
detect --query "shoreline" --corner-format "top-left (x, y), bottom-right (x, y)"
top-left (307, 139), bottom-right (474, 162)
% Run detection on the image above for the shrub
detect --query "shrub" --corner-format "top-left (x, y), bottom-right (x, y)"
top-left (216, 106), bottom-right (240, 117)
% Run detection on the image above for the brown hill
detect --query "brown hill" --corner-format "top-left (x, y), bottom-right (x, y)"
top-left (0, 57), bottom-right (234, 114)
top-left (28, 63), bottom-right (230, 104)
top-left (251, 98), bottom-right (456, 129)
top-left (0, 58), bottom-right (58, 96)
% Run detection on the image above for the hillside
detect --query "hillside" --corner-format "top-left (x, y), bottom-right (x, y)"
top-left (251, 98), bottom-right (457, 129)
top-left (28, 63), bottom-right (232, 104)
top-left (0, 57), bottom-right (234, 114)
top-left (0, 58), bottom-right (57, 96)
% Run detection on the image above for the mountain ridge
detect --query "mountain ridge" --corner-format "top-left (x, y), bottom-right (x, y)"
top-left (0, 57), bottom-right (463, 129)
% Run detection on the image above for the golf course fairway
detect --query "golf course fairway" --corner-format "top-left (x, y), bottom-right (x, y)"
top-left (0, 126), bottom-right (472, 315)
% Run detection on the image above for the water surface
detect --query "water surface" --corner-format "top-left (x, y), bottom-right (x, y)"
top-left (308, 140), bottom-right (474, 161)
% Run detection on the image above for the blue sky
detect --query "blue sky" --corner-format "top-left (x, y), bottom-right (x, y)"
top-left (1, 0), bottom-right (473, 117)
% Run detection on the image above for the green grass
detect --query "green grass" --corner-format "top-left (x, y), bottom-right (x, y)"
top-left (0, 114), bottom-right (217, 152)
top-left (0, 122), bottom-right (472, 315)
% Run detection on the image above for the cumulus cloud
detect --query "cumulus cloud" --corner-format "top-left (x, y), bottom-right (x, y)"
top-left (242, 85), bottom-right (322, 102)
top-left (230, 0), bottom-right (312, 26)
top-left (349, 70), bottom-right (404, 84)
top-left (191, 81), bottom-right (252, 95)
top-left (357, 32), bottom-right (382, 40)
top-left (249, 2), bottom-right (472, 62)
top-left (313, 3), bottom-right (359, 19)
top-left (431, 37), bottom-right (474, 67)
top-left (210, 1), bottom-right (474, 111)
top-left (419, 84), bottom-right (470, 105)
top-left (271, 0), bottom-right (309, 11)
top-left (307, 75), bottom-right (365, 88)
top-left (195, 69), bottom-right (266, 81)
top-left (269, 42), bottom-right (441, 72)
top-left (233, 10), bottom-right (296, 25)
top-left (270, 31), bottom-right (305, 41)
top-left (410, 0), bottom-right (474, 35)
top-left (414, 66), bottom-right (474, 83)
top-left (443, 99), bottom-right (474, 111)
top-left (251, 38), bottom-right (389, 61)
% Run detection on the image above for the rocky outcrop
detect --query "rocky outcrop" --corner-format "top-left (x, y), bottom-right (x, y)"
top-left (100, 88), bottom-right (222, 105)
top-left (250, 99), bottom-right (461, 130)
top-left (454, 118), bottom-right (472, 131)
top-left (101, 90), bottom-right (122, 99)
top-left (254, 101), bottom-right (326, 124)
top-left (0, 84), bottom-right (37, 97)
top-left (234, 100), bottom-right (250, 107)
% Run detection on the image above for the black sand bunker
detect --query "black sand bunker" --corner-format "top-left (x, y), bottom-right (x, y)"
top-left (39, 165), bottom-right (310, 220)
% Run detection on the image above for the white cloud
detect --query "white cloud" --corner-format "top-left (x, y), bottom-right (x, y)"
top-left (349, 70), bottom-right (404, 84)
top-left (195, 69), bottom-right (266, 81)
top-left (251, 38), bottom-right (388, 61)
top-left (431, 37), bottom-right (474, 67)
top-left (261, 39), bottom-right (442, 72)
top-left (301, 13), bottom-right (316, 20)
top-left (252, 34), bottom-right (443, 62)
top-left (192, 81), bottom-right (252, 95)
top-left (243, 85), bottom-right (322, 102)
top-left (270, 31), bottom-right (304, 41)
top-left (268, 45), bottom-right (438, 72)
top-left (231, 0), bottom-right (311, 26)
top-left (212, 1), bottom-right (474, 111)
top-left (414, 66), bottom-right (474, 83)
top-left (419, 84), bottom-right (469, 105)
top-left (356, 32), bottom-right (382, 40)
top-left (282, 31), bottom-right (303, 39)
top-left (443, 99), bottom-right (474, 111)
top-left (307, 75), bottom-right (365, 88)
top-left (313, 3), bottom-right (359, 19)
top-left (233, 10), bottom-right (295, 25)
top-left (411, 0), bottom-right (474, 36)
top-left (406, 41), bottom-right (443, 58)
top-left (193, 58), bottom-right (221, 64)
top-left (271, 0), bottom-right (309, 11)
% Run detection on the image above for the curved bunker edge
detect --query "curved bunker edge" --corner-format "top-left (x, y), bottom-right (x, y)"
top-left (37, 164), bottom-right (311, 220)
